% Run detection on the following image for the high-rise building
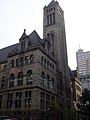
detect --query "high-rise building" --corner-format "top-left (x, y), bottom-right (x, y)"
top-left (76, 48), bottom-right (90, 90)
top-left (0, 0), bottom-right (71, 119)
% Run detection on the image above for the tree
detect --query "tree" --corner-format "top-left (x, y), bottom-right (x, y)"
top-left (77, 88), bottom-right (90, 120)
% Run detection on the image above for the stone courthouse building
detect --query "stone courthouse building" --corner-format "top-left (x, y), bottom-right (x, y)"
top-left (0, 0), bottom-right (72, 120)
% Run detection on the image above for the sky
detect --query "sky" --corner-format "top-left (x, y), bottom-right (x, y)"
top-left (0, 0), bottom-right (90, 70)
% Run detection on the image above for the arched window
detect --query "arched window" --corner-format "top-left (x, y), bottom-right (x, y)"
top-left (25, 56), bottom-right (28, 64)
top-left (17, 72), bottom-right (23, 86)
top-left (9, 74), bottom-right (14, 88)
top-left (10, 74), bottom-right (14, 80)
top-left (26, 70), bottom-right (33, 85)
top-left (16, 59), bottom-right (19, 66)
top-left (47, 61), bottom-right (49, 69)
top-left (30, 55), bottom-right (33, 64)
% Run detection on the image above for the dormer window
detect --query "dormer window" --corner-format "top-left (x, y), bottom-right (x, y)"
top-left (21, 41), bottom-right (25, 50)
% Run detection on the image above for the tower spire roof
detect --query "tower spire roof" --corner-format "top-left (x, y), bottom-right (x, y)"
top-left (47, 0), bottom-right (56, 7)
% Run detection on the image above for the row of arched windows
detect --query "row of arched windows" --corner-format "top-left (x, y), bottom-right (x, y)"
top-left (11, 55), bottom-right (33, 67)
top-left (47, 13), bottom-right (55, 25)
top-left (41, 56), bottom-right (55, 71)
top-left (0, 70), bottom-right (33, 89)
top-left (41, 71), bottom-right (54, 91)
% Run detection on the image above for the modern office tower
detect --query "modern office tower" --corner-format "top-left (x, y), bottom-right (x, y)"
top-left (0, 0), bottom-right (71, 119)
top-left (76, 48), bottom-right (90, 90)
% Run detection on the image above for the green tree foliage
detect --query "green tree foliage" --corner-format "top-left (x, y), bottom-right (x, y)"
top-left (77, 88), bottom-right (90, 120)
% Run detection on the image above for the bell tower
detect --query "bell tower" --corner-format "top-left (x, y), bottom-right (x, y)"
top-left (43, 0), bottom-right (71, 110)
top-left (43, 0), bottom-right (68, 74)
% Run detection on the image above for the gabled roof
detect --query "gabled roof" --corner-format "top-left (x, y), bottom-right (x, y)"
top-left (0, 30), bottom-right (43, 64)
top-left (19, 29), bottom-right (27, 41)
top-left (28, 30), bottom-right (42, 45)
top-left (0, 43), bottom-right (18, 63)
top-left (47, 0), bottom-right (56, 7)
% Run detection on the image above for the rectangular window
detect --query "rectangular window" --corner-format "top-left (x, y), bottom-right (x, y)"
top-left (20, 57), bottom-right (24, 66)
top-left (47, 16), bottom-right (49, 25)
top-left (24, 91), bottom-right (31, 108)
top-left (7, 93), bottom-right (13, 109)
top-left (15, 92), bottom-right (22, 108)
top-left (21, 41), bottom-right (25, 50)
top-left (40, 99), bottom-right (45, 109)
top-left (0, 95), bottom-right (2, 109)
top-left (11, 60), bottom-right (14, 67)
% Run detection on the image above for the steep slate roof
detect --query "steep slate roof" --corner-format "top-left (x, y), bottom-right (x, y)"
top-left (0, 30), bottom-right (43, 63)
top-left (28, 30), bottom-right (42, 45)
top-left (47, 0), bottom-right (56, 7)
top-left (0, 43), bottom-right (18, 63)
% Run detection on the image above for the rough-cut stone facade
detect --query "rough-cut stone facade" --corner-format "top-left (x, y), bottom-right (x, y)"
top-left (0, 0), bottom-right (72, 120)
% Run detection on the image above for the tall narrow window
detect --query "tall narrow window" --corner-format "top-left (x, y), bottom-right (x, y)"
top-left (44, 59), bottom-right (46, 67)
top-left (47, 16), bottom-right (49, 25)
top-left (53, 13), bottom-right (55, 24)
top-left (52, 78), bottom-right (54, 91)
top-left (50, 14), bottom-right (52, 24)
top-left (25, 56), bottom-right (28, 64)
top-left (26, 70), bottom-right (33, 85)
top-left (40, 92), bottom-right (45, 109)
top-left (47, 74), bottom-right (50, 89)
top-left (30, 55), bottom-right (33, 64)
top-left (1, 76), bottom-right (5, 90)
top-left (9, 73), bottom-right (14, 88)
top-left (0, 95), bottom-right (2, 109)
top-left (21, 41), bottom-right (25, 50)
top-left (17, 72), bottom-right (23, 86)
top-left (11, 60), bottom-right (14, 67)
top-left (41, 56), bottom-right (44, 65)
top-left (41, 71), bottom-right (45, 86)
top-left (20, 57), bottom-right (24, 66)
top-left (24, 91), bottom-right (31, 108)
top-left (15, 92), bottom-right (22, 108)
top-left (16, 59), bottom-right (19, 66)
top-left (47, 61), bottom-right (49, 69)
top-left (7, 93), bottom-right (13, 109)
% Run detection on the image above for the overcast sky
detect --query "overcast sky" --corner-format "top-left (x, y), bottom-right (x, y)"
top-left (0, 0), bottom-right (90, 70)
